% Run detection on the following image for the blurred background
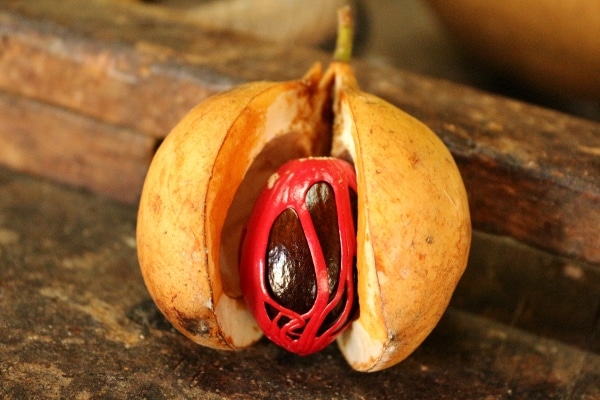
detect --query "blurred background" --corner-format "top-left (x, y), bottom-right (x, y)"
top-left (130, 0), bottom-right (600, 121)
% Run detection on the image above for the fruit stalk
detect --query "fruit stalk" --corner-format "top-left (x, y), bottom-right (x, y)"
top-left (332, 6), bottom-right (354, 63)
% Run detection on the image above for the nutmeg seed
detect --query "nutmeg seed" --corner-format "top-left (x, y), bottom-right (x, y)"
top-left (268, 207), bottom-right (318, 315)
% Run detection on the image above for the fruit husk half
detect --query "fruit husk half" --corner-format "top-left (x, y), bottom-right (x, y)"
top-left (326, 62), bottom-right (471, 371)
top-left (137, 64), bottom-right (333, 349)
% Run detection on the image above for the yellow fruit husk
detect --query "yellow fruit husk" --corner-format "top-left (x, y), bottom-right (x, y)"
top-left (327, 62), bottom-right (471, 371)
top-left (136, 61), bottom-right (471, 371)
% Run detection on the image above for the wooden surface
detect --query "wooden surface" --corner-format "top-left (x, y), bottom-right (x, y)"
top-left (1, 1), bottom-right (600, 398)
top-left (1, 0), bottom-right (598, 265)
top-left (0, 91), bottom-right (154, 203)
top-left (1, 166), bottom-right (599, 399)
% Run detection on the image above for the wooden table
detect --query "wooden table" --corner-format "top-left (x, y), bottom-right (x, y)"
top-left (1, 1), bottom-right (599, 398)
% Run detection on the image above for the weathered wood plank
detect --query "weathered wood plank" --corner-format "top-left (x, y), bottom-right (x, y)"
top-left (0, 90), bottom-right (155, 203)
top-left (360, 70), bottom-right (600, 266)
top-left (0, 1), bottom-right (598, 265)
top-left (1, 166), bottom-right (598, 399)
top-left (455, 231), bottom-right (600, 354)
top-left (0, 0), bottom-right (326, 137)
top-left (0, 8), bottom-right (221, 138)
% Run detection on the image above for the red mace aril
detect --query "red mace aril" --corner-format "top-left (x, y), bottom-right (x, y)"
top-left (239, 157), bottom-right (358, 355)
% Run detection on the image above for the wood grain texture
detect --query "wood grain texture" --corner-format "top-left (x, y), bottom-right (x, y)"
top-left (0, 90), bottom-right (155, 203)
top-left (1, 167), bottom-right (598, 398)
top-left (358, 69), bottom-right (600, 265)
top-left (0, 0), bottom-right (598, 265)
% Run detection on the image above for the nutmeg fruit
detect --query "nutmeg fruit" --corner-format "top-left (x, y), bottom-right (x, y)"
top-left (136, 7), bottom-right (471, 372)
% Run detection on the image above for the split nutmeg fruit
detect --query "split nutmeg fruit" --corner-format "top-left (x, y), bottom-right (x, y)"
top-left (136, 7), bottom-right (471, 372)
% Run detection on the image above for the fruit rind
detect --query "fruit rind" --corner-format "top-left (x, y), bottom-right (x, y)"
top-left (330, 62), bottom-right (471, 371)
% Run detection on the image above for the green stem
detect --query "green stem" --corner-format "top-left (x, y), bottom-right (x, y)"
top-left (333, 6), bottom-right (354, 63)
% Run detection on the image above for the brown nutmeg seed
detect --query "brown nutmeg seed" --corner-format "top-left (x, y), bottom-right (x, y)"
top-left (268, 207), bottom-right (319, 315)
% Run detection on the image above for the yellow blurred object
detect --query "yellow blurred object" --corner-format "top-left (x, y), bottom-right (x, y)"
top-left (426, 0), bottom-right (600, 100)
